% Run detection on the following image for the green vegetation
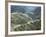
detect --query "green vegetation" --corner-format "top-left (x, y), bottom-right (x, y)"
top-left (11, 13), bottom-right (41, 31)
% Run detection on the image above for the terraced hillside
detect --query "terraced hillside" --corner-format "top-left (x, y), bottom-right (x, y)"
top-left (11, 12), bottom-right (41, 31)
top-left (11, 12), bottom-right (33, 31)
top-left (11, 6), bottom-right (41, 31)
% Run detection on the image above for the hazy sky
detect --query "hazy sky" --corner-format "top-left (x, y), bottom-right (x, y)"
top-left (11, 5), bottom-right (40, 13)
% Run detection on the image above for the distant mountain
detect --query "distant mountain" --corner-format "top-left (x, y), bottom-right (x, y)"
top-left (11, 6), bottom-right (41, 31)
top-left (11, 6), bottom-right (41, 20)
top-left (11, 6), bottom-right (37, 13)
top-left (26, 7), bottom-right (41, 20)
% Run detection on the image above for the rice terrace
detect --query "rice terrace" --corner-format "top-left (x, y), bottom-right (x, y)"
top-left (11, 6), bottom-right (41, 31)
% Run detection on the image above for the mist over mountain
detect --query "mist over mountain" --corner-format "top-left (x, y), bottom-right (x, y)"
top-left (11, 6), bottom-right (37, 13)
top-left (11, 5), bottom-right (41, 31)
top-left (11, 6), bottom-right (41, 20)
